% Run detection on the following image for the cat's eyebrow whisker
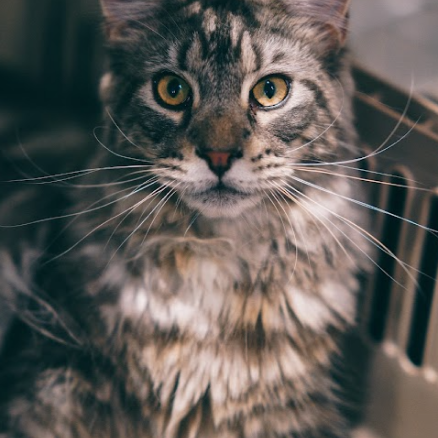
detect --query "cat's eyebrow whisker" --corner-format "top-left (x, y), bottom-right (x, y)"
top-left (290, 166), bottom-right (432, 192)
top-left (288, 174), bottom-right (437, 233)
top-left (141, 7), bottom-right (181, 40)
top-left (132, 19), bottom-right (169, 41)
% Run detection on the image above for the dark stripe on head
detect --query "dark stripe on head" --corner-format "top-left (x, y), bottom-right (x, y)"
top-left (300, 79), bottom-right (332, 120)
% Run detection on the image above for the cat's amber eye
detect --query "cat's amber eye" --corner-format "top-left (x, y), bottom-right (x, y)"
top-left (251, 76), bottom-right (290, 108)
top-left (154, 74), bottom-right (191, 109)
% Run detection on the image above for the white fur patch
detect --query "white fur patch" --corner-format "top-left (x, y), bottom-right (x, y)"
top-left (203, 8), bottom-right (217, 35)
top-left (240, 31), bottom-right (258, 75)
top-left (289, 287), bottom-right (335, 332)
top-left (184, 1), bottom-right (201, 16)
top-left (229, 14), bottom-right (243, 48)
top-left (320, 280), bottom-right (357, 324)
top-left (120, 284), bottom-right (149, 317)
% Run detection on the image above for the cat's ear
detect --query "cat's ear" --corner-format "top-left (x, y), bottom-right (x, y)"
top-left (288, 0), bottom-right (351, 50)
top-left (100, 0), bottom-right (160, 40)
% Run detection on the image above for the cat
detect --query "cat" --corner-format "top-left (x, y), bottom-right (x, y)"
top-left (0, 0), bottom-right (373, 437)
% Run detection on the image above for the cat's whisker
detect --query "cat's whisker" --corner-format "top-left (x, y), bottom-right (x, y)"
top-left (183, 211), bottom-right (201, 237)
top-left (275, 184), bottom-right (337, 259)
top-left (355, 80), bottom-right (415, 159)
top-left (279, 179), bottom-right (421, 289)
top-left (142, 185), bottom-right (181, 239)
top-left (265, 187), bottom-right (300, 277)
top-left (93, 126), bottom-right (151, 164)
top-left (105, 183), bottom-right (170, 251)
top-left (290, 166), bottom-right (432, 192)
top-left (269, 181), bottom-right (355, 268)
top-left (119, 184), bottom-right (181, 261)
top-left (106, 109), bottom-right (151, 157)
top-left (2, 164), bottom-right (156, 185)
top-left (264, 190), bottom-right (289, 238)
top-left (279, 182), bottom-right (405, 288)
top-left (56, 176), bottom-right (160, 237)
top-left (23, 169), bottom-right (157, 189)
top-left (289, 101), bottom-right (344, 155)
top-left (71, 170), bottom-right (161, 189)
top-left (172, 186), bottom-right (189, 221)
top-left (297, 112), bottom-right (419, 169)
top-left (273, 185), bottom-right (374, 320)
top-left (36, 179), bottom-right (155, 253)
top-left (325, 163), bottom-right (427, 187)
top-left (0, 176), bottom-right (159, 229)
top-left (9, 131), bottom-right (64, 185)
top-left (288, 174), bottom-right (437, 233)
top-left (46, 180), bottom-right (164, 264)
top-left (112, 184), bottom-right (174, 257)
top-left (290, 79), bottom-right (417, 171)
top-left (289, 72), bottom-right (347, 157)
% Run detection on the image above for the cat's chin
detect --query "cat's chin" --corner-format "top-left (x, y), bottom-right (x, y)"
top-left (183, 188), bottom-right (261, 219)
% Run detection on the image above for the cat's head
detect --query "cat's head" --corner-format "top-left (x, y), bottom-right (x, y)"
top-left (99, 0), bottom-right (355, 219)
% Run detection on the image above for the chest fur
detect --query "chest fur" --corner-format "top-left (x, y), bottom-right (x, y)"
top-left (93, 196), bottom-right (365, 435)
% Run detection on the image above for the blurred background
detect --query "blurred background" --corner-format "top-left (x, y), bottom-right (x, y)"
top-left (351, 0), bottom-right (438, 100)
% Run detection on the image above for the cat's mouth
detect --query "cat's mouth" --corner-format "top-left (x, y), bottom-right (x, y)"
top-left (193, 182), bottom-right (253, 200)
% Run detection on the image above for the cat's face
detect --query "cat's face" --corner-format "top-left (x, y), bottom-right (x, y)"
top-left (100, 0), bottom-right (354, 218)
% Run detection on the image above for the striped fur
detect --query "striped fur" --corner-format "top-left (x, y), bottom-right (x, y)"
top-left (0, 1), bottom-right (371, 437)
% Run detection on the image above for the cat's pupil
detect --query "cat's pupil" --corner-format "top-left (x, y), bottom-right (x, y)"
top-left (264, 80), bottom-right (276, 99)
top-left (167, 79), bottom-right (182, 98)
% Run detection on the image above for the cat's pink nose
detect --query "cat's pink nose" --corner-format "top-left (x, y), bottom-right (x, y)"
top-left (206, 151), bottom-right (231, 168)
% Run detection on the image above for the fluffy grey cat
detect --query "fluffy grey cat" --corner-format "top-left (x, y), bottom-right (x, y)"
top-left (0, 0), bottom-right (372, 437)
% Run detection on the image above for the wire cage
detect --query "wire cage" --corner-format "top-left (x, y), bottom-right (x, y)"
top-left (1, 2), bottom-right (438, 437)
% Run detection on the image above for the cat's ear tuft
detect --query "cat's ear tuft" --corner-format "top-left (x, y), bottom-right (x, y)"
top-left (100, 0), bottom-right (160, 40)
top-left (286, 0), bottom-right (351, 50)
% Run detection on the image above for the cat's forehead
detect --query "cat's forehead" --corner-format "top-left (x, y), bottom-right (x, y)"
top-left (158, 3), bottom-right (314, 79)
